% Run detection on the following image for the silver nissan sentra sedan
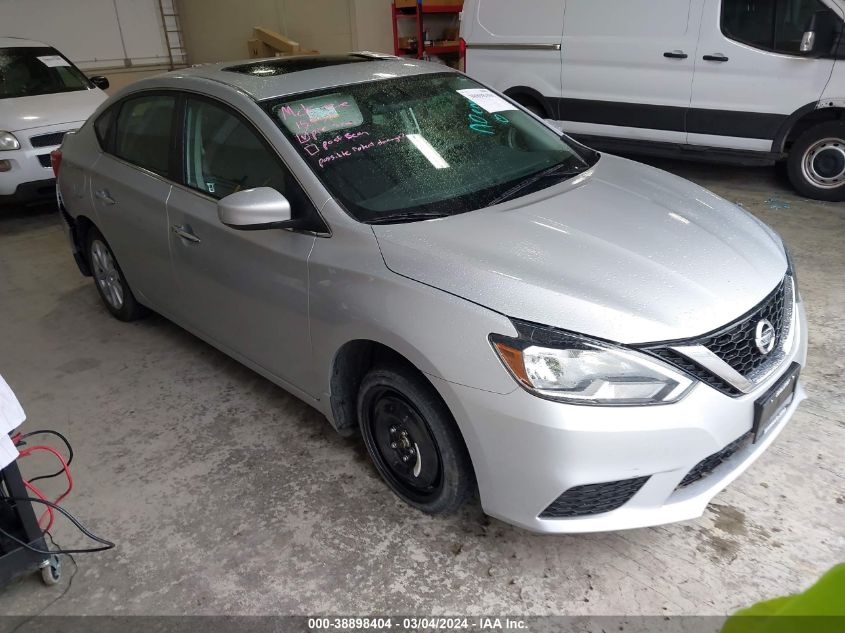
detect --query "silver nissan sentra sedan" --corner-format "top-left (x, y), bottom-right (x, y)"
top-left (54, 54), bottom-right (807, 533)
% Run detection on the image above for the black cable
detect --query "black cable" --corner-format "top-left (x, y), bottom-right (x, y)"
top-left (0, 495), bottom-right (115, 554)
top-left (16, 429), bottom-right (74, 483)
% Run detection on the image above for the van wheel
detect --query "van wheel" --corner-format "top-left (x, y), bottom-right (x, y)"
top-left (357, 363), bottom-right (474, 515)
top-left (512, 95), bottom-right (546, 118)
top-left (787, 121), bottom-right (845, 201)
top-left (87, 228), bottom-right (147, 321)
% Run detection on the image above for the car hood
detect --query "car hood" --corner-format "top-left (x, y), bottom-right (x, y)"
top-left (1, 89), bottom-right (106, 132)
top-left (372, 154), bottom-right (787, 344)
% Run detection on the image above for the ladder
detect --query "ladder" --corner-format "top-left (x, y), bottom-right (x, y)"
top-left (157, 0), bottom-right (187, 69)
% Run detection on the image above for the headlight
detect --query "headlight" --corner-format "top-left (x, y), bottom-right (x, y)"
top-left (490, 321), bottom-right (694, 406)
top-left (0, 131), bottom-right (21, 151)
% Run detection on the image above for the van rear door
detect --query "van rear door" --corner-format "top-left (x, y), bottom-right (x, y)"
top-left (687, 0), bottom-right (840, 153)
top-left (462, 0), bottom-right (564, 117)
top-left (559, 0), bottom-right (703, 144)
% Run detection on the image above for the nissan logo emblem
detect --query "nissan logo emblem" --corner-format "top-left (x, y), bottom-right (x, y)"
top-left (755, 319), bottom-right (776, 355)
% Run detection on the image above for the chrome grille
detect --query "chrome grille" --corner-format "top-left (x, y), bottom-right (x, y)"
top-left (641, 277), bottom-right (792, 397)
top-left (699, 279), bottom-right (786, 376)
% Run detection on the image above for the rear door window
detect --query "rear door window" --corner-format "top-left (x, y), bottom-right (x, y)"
top-left (94, 106), bottom-right (116, 151)
top-left (113, 94), bottom-right (176, 178)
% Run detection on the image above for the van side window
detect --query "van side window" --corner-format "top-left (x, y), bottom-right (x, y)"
top-left (722, 0), bottom-right (835, 55)
top-left (113, 94), bottom-right (176, 178)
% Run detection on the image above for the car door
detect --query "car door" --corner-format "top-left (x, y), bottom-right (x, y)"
top-left (166, 94), bottom-right (317, 392)
top-left (560, 0), bottom-right (704, 143)
top-left (88, 93), bottom-right (178, 311)
top-left (688, 0), bottom-right (840, 151)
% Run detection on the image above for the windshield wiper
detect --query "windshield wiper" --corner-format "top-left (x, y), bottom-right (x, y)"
top-left (367, 211), bottom-right (451, 225)
top-left (488, 161), bottom-right (587, 207)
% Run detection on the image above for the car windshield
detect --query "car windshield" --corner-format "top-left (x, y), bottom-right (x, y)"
top-left (265, 72), bottom-right (597, 223)
top-left (0, 46), bottom-right (91, 99)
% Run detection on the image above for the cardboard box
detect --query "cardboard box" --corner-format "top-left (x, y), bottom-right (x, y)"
top-left (398, 36), bottom-right (417, 49)
top-left (253, 26), bottom-right (300, 53)
top-left (247, 38), bottom-right (274, 59)
top-left (443, 27), bottom-right (459, 40)
top-left (274, 49), bottom-right (320, 58)
top-left (396, 0), bottom-right (463, 9)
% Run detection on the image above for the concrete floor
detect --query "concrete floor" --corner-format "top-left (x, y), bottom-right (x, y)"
top-left (0, 158), bottom-right (843, 616)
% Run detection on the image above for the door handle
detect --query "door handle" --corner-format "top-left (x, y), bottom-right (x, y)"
top-left (94, 189), bottom-right (116, 205)
top-left (703, 53), bottom-right (729, 62)
top-left (171, 224), bottom-right (201, 243)
top-left (663, 50), bottom-right (688, 59)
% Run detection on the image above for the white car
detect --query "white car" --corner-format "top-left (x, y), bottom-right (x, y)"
top-left (460, 0), bottom-right (845, 201)
top-left (0, 37), bottom-right (108, 207)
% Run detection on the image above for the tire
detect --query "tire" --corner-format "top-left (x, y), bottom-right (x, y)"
top-left (513, 95), bottom-right (546, 118)
top-left (86, 228), bottom-right (147, 321)
top-left (357, 363), bottom-right (475, 515)
top-left (786, 121), bottom-right (845, 202)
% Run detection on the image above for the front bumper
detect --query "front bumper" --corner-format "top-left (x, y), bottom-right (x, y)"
top-left (0, 122), bottom-right (80, 205)
top-left (433, 301), bottom-right (808, 533)
top-left (0, 178), bottom-right (56, 207)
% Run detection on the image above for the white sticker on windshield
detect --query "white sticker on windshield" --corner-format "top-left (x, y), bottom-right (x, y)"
top-left (306, 103), bottom-right (339, 123)
top-left (456, 88), bottom-right (517, 114)
top-left (37, 55), bottom-right (71, 67)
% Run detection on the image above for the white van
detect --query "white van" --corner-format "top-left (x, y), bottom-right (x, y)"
top-left (1, 37), bottom-right (109, 207)
top-left (460, 0), bottom-right (845, 201)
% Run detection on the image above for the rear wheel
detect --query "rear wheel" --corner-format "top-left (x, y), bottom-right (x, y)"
top-left (357, 364), bottom-right (474, 514)
top-left (511, 94), bottom-right (546, 118)
top-left (787, 121), bottom-right (845, 201)
top-left (87, 228), bottom-right (146, 321)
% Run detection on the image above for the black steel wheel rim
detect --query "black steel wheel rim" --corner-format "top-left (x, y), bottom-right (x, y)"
top-left (362, 386), bottom-right (443, 503)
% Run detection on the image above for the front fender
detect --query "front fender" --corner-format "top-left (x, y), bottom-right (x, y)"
top-left (307, 214), bottom-right (519, 407)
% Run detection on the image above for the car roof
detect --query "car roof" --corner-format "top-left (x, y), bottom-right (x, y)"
top-left (139, 53), bottom-right (456, 102)
top-left (0, 36), bottom-right (49, 48)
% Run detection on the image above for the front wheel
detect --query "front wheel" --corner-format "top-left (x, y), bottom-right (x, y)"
top-left (787, 121), bottom-right (845, 201)
top-left (357, 364), bottom-right (475, 515)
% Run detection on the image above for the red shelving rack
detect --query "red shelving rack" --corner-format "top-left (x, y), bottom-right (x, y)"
top-left (391, 2), bottom-right (463, 61)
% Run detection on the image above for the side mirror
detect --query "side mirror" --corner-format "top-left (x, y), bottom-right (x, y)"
top-left (800, 30), bottom-right (816, 54)
top-left (218, 187), bottom-right (294, 230)
top-left (89, 75), bottom-right (110, 90)
top-left (801, 10), bottom-right (839, 55)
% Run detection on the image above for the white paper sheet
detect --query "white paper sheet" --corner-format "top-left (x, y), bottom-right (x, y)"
top-left (37, 55), bottom-right (71, 68)
top-left (0, 435), bottom-right (18, 471)
top-left (0, 375), bottom-right (24, 469)
top-left (456, 88), bottom-right (517, 114)
top-left (0, 374), bottom-right (25, 434)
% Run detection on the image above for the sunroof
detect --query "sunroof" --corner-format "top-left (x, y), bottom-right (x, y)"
top-left (224, 55), bottom-right (383, 77)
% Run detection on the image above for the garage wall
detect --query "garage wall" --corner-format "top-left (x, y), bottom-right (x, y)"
top-left (177, 0), bottom-right (394, 64)
top-left (0, 0), bottom-right (182, 70)
top-left (351, 0), bottom-right (394, 55)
